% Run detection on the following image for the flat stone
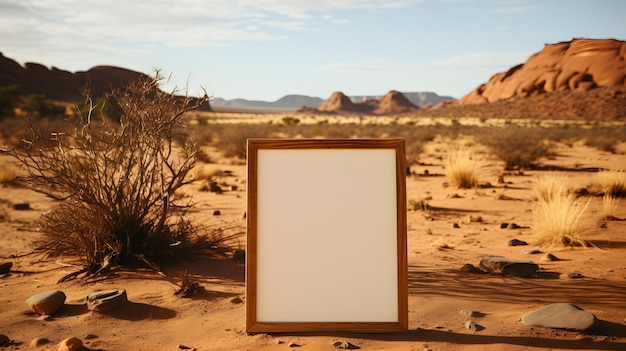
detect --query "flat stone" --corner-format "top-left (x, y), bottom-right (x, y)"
top-left (87, 289), bottom-right (128, 312)
top-left (332, 341), bottom-right (360, 349)
top-left (58, 337), bottom-right (82, 351)
top-left (567, 272), bottom-right (584, 279)
top-left (30, 337), bottom-right (50, 347)
top-left (26, 290), bottom-right (66, 315)
top-left (508, 239), bottom-right (528, 246)
top-left (521, 249), bottom-right (542, 254)
top-left (479, 256), bottom-right (538, 277)
top-left (522, 303), bottom-right (597, 331)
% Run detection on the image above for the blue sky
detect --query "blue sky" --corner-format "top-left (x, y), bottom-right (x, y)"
top-left (1, 0), bottom-right (624, 101)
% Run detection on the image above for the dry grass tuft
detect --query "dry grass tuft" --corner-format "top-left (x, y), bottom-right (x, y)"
top-left (601, 194), bottom-right (620, 220)
top-left (445, 148), bottom-right (482, 189)
top-left (532, 193), bottom-right (595, 247)
top-left (532, 172), bottom-right (571, 202)
top-left (0, 159), bottom-right (17, 184)
top-left (595, 169), bottom-right (626, 197)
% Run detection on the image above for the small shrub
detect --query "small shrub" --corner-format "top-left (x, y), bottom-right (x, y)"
top-left (595, 169), bottom-right (626, 197)
top-left (445, 148), bottom-right (481, 189)
top-left (0, 159), bottom-right (17, 184)
top-left (9, 73), bottom-right (228, 277)
top-left (532, 172), bottom-right (571, 202)
top-left (477, 126), bottom-right (553, 170)
top-left (532, 193), bottom-right (595, 247)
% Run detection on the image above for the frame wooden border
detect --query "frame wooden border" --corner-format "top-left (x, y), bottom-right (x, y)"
top-left (246, 139), bottom-right (407, 333)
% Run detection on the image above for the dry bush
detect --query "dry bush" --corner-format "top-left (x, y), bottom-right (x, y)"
top-left (445, 148), bottom-right (482, 188)
top-left (212, 123), bottom-right (275, 159)
top-left (595, 169), bottom-right (626, 197)
top-left (477, 126), bottom-right (553, 170)
top-left (532, 193), bottom-right (595, 247)
top-left (532, 172), bottom-right (571, 202)
top-left (9, 73), bottom-right (230, 277)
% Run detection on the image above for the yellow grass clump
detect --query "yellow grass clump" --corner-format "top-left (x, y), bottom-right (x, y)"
top-left (0, 160), bottom-right (17, 184)
top-left (601, 194), bottom-right (620, 220)
top-left (595, 169), bottom-right (626, 197)
top-left (532, 172), bottom-right (571, 202)
top-left (445, 148), bottom-right (482, 189)
top-left (532, 193), bottom-right (595, 247)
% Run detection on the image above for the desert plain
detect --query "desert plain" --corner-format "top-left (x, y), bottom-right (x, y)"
top-left (1, 112), bottom-right (625, 351)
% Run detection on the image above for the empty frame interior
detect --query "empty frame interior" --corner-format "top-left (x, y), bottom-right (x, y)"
top-left (247, 139), bottom-right (407, 333)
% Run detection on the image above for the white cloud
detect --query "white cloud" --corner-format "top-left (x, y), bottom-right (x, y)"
top-left (432, 51), bottom-right (529, 70)
top-left (320, 58), bottom-right (408, 72)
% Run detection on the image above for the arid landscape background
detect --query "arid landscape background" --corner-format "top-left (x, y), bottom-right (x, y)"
top-left (1, 37), bottom-right (626, 350)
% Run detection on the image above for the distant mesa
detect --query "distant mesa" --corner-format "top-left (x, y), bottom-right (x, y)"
top-left (448, 38), bottom-right (626, 107)
top-left (306, 90), bottom-right (420, 115)
top-left (0, 52), bottom-right (212, 111)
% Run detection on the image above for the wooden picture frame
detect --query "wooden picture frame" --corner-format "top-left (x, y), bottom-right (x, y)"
top-left (246, 139), bottom-right (407, 333)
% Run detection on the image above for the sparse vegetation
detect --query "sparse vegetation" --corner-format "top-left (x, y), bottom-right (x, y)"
top-left (8, 73), bottom-right (231, 278)
top-left (595, 169), bottom-right (626, 197)
top-left (0, 159), bottom-right (18, 184)
top-left (532, 172), bottom-right (571, 202)
top-left (445, 148), bottom-right (482, 188)
top-left (601, 194), bottom-right (620, 220)
top-left (532, 193), bottom-right (595, 247)
top-left (477, 126), bottom-right (553, 170)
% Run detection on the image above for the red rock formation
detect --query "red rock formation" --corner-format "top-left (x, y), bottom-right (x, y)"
top-left (456, 38), bottom-right (626, 105)
top-left (318, 91), bottom-right (359, 113)
top-left (373, 90), bottom-right (419, 114)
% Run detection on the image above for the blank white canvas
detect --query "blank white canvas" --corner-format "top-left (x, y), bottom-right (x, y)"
top-left (256, 149), bottom-right (399, 322)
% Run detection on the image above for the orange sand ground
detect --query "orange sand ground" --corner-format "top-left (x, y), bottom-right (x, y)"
top-left (1, 142), bottom-right (625, 351)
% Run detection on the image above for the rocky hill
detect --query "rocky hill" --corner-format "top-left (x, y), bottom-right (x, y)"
top-left (305, 90), bottom-right (420, 115)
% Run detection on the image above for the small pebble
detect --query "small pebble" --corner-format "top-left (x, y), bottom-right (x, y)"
top-left (465, 321), bottom-right (484, 332)
top-left (541, 253), bottom-right (560, 262)
top-left (568, 272), bottom-right (585, 279)
top-left (0, 334), bottom-right (10, 346)
top-left (58, 337), bottom-right (82, 351)
top-left (230, 296), bottom-right (243, 304)
top-left (332, 341), bottom-right (360, 349)
top-left (521, 249), bottom-right (542, 254)
top-left (508, 239), bottom-right (528, 246)
top-left (178, 344), bottom-right (191, 350)
top-left (31, 338), bottom-right (50, 347)
top-left (288, 342), bottom-right (300, 347)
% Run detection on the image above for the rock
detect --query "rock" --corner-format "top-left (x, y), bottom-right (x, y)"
top-left (87, 289), bottom-right (128, 312)
top-left (460, 309), bottom-right (481, 317)
top-left (459, 263), bottom-right (485, 274)
top-left (541, 253), bottom-right (560, 262)
top-left (0, 261), bottom-right (12, 274)
top-left (178, 344), bottom-right (191, 349)
top-left (567, 272), bottom-right (584, 279)
top-left (521, 249), bottom-right (542, 254)
top-left (0, 334), bottom-right (10, 346)
top-left (38, 314), bottom-right (53, 321)
top-left (213, 210), bottom-right (221, 216)
top-left (332, 341), bottom-right (360, 349)
top-left (30, 337), bottom-right (50, 347)
top-left (522, 303), bottom-right (597, 331)
top-left (13, 203), bottom-right (31, 210)
top-left (209, 181), bottom-right (223, 194)
top-left (465, 321), bottom-right (484, 332)
top-left (230, 296), bottom-right (243, 304)
top-left (508, 238), bottom-right (528, 246)
top-left (288, 342), bottom-right (300, 347)
top-left (58, 337), bottom-right (82, 351)
top-left (453, 223), bottom-right (461, 228)
top-left (479, 256), bottom-right (538, 277)
top-left (26, 290), bottom-right (66, 315)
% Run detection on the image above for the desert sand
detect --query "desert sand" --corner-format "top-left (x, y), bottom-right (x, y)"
top-left (1, 138), bottom-right (626, 351)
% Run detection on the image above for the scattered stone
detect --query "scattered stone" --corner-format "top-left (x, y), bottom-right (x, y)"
top-left (453, 223), bottom-right (461, 228)
top-left (213, 210), bottom-right (221, 216)
top-left (38, 314), bottom-right (53, 321)
top-left (84, 334), bottom-right (98, 340)
top-left (58, 337), bottom-right (82, 351)
top-left (288, 342), bottom-right (300, 347)
top-left (479, 256), bottom-right (538, 277)
top-left (459, 263), bottom-right (485, 274)
top-left (460, 310), bottom-right (481, 317)
top-left (479, 182), bottom-right (493, 188)
top-left (209, 181), bottom-right (223, 194)
top-left (465, 321), bottom-right (484, 332)
top-left (332, 341), bottom-right (360, 349)
top-left (87, 289), bottom-right (128, 312)
top-left (13, 203), bottom-right (31, 210)
top-left (541, 253), bottom-right (560, 262)
top-left (522, 303), bottom-right (597, 331)
top-left (26, 290), bottom-right (66, 315)
top-left (567, 272), bottom-right (585, 279)
top-left (230, 296), bottom-right (243, 304)
top-left (521, 249), bottom-right (542, 254)
top-left (232, 249), bottom-right (245, 261)
top-left (242, 211), bottom-right (247, 219)
top-left (0, 334), bottom-right (9, 346)
top-left (449, 193), bottom-right (462, 198)
top-left (466, 215), bottom-right (483, 223)
top-left (229, 185), bottom-right (238, 191)
top-left (508, 239), bottom-right (528, 246)
top-left (30, 337), bottom-right (50, 347)
top-left (502, 223), bottom-right (527, 229)
top-left (497, 175), bottom-right (505, 184)
top-left (178, 344), bottom-right (191, 349)
top-left (0, 262), bottom-right (12, 274)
